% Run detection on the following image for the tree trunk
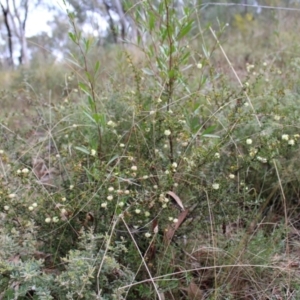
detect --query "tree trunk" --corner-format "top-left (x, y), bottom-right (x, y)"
top-left (103, 0), bottom-right (118, 43)
top-left (11, 0), bottom-right (29, 65)
top-left (1, 2), bottom-right (14, 66)
top-left (113, 0), bottom-right (126, 42)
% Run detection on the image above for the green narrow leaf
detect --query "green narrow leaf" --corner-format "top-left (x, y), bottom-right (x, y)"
top-left (179, 51), bottom-right (191, 64)
top-left (202, 45), bottom-right (210, 59)
top-left (84, 38), bottom-right (91, 52)
top-left (68, 12), bottom-right (75, 20)
top-left (189, 116), bottom-right (201, 134)
top-left (68, 32), bottom-right (77, 43)
top-left (161, 27), bottom-right (168, 42)
top-left (170, 44), bottom-right (176, 55)
top-left (183, 6), bottom-right (190, 16)
top-left (142, 68), bottom-right (155, 76)
top-left (201, 76), bottom-right (207, 86)
top-left (106, 155), bottom-right (120, 166)
top-left (181, 64), bottom-right (193, 72)
top-left (92, 113), bottom-right (101, 124)
top-left (158, 2), bottom-right (164, 14)
top-left (148, 11), bottom-right (155, 31)
top-left (156, 56), bottom-right (166, 71)
top-left (83, 110), bottom-right (97, 124)
top-left (74, 146), bottom-right (90, 155)
top-left (168, 69), bottom-right (176, 79)
top-left (137, 32), bottom-right (141, 45)
top-left (159, 45), bottom-right (168, 58)
top-left (94, 61), bottom-right (100, 74)
top-left (202, 125), bottom-right (217, 135)
top-left (87, 95), bottom-right (96, 111)
top-left (167, 24), bottom-right (174, 38)
top-left (65, 57), bottom-right (81, 68)
top-left (78, 82), bottom-right (90, 95)
top-left (93, 113), bottom-right (106, 128)
top-left (148, 44), bottom-right (154, 56)
top-left (177, 20), bottom-right (193, 40)
top-left (85, 71), bottom-right (93, 83)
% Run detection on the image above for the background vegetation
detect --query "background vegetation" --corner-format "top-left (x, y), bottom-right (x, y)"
top-left (1, 0), bottom-right (300, 299)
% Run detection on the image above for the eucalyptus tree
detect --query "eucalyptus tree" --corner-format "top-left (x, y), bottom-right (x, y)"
top-left (66, 0), bottom-right (137, 43)
top-left (0, 0), bottom-right (30, 66)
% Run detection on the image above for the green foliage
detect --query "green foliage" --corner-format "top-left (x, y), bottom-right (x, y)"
top-left (1, 1), bottom-right (300, 299)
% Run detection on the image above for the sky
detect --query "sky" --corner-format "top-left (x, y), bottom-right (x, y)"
top-left (26, 1), bottom-right (65, 37)
top-left (22, 0), bottom-right (108, 63)
top-left (26, 1), bottom-right (108, 38)
top-left (26, 7), bottom-right (53, 37)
